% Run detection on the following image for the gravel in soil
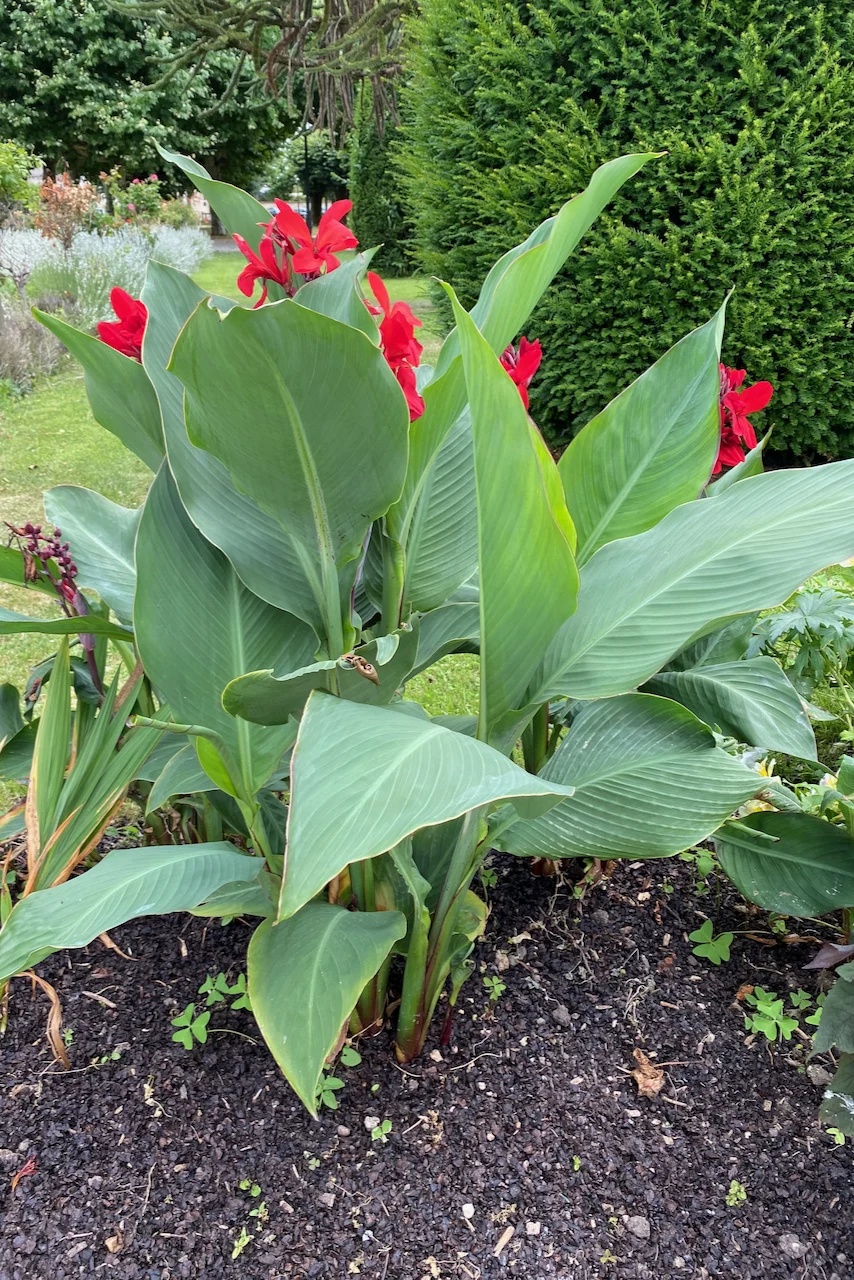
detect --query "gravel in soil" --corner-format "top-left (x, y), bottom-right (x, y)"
top-left (1, 857), bottom-right (852, 1280)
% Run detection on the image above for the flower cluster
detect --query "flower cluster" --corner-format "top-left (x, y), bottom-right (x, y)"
top-left (8, 521), bottom-right (79, 606)
top-left (715, 365), bottom-right (773, 473)
top-left (234, 200), bottom-right (358, 306)
top-left (366, 272), bottom-right (425, 421)
top-left (97, 287), bottom-right (148, 361)
top-left (500, 337), bottom-right (542, 410)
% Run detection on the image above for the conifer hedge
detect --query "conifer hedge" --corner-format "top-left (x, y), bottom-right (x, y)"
top-left (349, 94), bottom-right (414, 275)
top-left (400, 0), bottom-right (854, 461)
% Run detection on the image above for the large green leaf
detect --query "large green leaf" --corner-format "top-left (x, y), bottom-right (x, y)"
top-left (154, 143), bottom-right (273, 253)
top-left (35, 310), bottom-right (163, 469)
top-left (559, 305), bottom-right (725, 565)
top-left (529, 461), bottom-right (854, 702)
top-left (294, 252), bottom-right (379, 341)
top-left (134, 465), bottom-right (317, 797)
top-left (279, 692), bottom-right (577, 918)
top-left (0, 723), bottom-right (37, 783)
top-left (43, 486), bottom-right (140, 623)
top-left (223, 626), bottom-right (420, 726)
top-left (0, 545), bottom-right (56, 597)
top-left (715, 811), bottom-right (854, 916)
top-left (404, 410), bottom-right (478, 612)
top-left (169, 296), bottom-right (410, 640)
top-left (146, 742), bottom-right (216, 812)
top-left (449, 291), bottom-right (578, 747)
top-left (386, 153), bottom-right (656, 554)
top-left (497, 694), bottom-right (760, 859)
top-left (248, 904), bottom-right (406, 1113)
top-left (813, 970), bottom-right (854, 1056)
top-left (820, 1053), bottom-right (854, 1135)
top-left (0, 685), bottom-right (23, 750)
top-left (643, 658), bottom-right (816, 759)
top-left (412, 601), bottom-right (480, 677)
top-left (0, 607), bottom-right (132, 639)
top-left (665, 614), bottom-right (758, 671)
top-left (30, 636), bottom-right (72, 846)
top-left (140, 261), bottom-right (322, 631)
top-left (0, 843), bottom-right (253, 981)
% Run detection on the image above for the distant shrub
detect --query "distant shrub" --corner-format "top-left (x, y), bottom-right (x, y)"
top-left (401, 0), bottom-right (854, 463)
top-left (158, 198), bottom-right (201, 229)
top-left (0, 293), bottom-right (62, 391)
top-left (349, 97), bottom-right (414, 275)
top-left (0, 139), bottom-right (38, 224)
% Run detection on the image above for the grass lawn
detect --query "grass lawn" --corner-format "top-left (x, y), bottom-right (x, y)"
top-left (0, 262), bottom-right (472, 808)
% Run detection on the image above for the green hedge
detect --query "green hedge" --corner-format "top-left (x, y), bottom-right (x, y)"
top-left (400, 0), bottom-right (854, 462)
top-left (349, 93), bottom-right (414, 276)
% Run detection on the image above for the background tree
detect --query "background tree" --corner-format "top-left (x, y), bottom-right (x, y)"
top-left (400, 0), bottom-right (854, 464)
top-left (0, 0), bottom-right (294, 191)
top-left (0, 140), bottom-right (39, 225)
top-left (262, 130), bottom-right (350, 227)
top-left (348, 89), bottom-right (413, 273)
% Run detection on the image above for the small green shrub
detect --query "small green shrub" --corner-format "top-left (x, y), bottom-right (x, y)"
top-left (400, 0), bottom-right (854, 461)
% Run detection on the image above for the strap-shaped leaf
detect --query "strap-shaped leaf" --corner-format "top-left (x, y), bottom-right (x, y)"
top-left (248, 904), bottom-right (406, 1113)
top-left (0, 843), bottom-right (253, 981)
top-left (715, 811), bottom-right (854, 916)
top-left (386, 153), bottom-right (656, 554)
top-left (449, 289), bottom-right (578, 747)
top-left (529, 461), bottom-right (854, 702)
top-left (412, 601), bottom-right (480, 677)
top-left (141, 260), bottom-right (323, 631)
top-left (497, 694), bottom-right (760, 859)
top-left (0, 608), bottom-right (132, 639)
top-left (134, 465), bottom-right (317, 798)
top-left (404, 409), bottom-right (478, 612)
top-left (34, 310), bottom-right (163, 469)
top-left (30, 636), bottom-right (72, 850)
top-left (0, 545), bottom-right (56, 597)
top-left (643, 658), bottom-right (816, 759)
top-left (44, 486), bottom-right (139, 623)
top-left (146, 743), bottom-right (216, 813)
top-left (280, 692), bottom-right (576, 919)
top-left (560, 304), bottom-right (725, 565)
top-left (169, 296), bottom-right (410, 641)
top-left (294, 251), bottom-right (379, 341)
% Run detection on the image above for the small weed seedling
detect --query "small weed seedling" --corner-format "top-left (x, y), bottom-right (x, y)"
top-left (90, 1048), bottom-right (122, 1069)
top-left (572, 1155), bottom-right (581, 1172)
top-left (805, 994), bottom-right (826, 1028)
top-left (340, 1043), bottom-right (362, 1068)
top-left (249, 1200), bottom-right (269, 1223)
top-left (826, 1127), bottom-right (846, 1146)
top-left (483, 975), bottom-right (506, 1002)
top-left (239, 1178), bottom-right (262, 1198)
top-left (170, 1004), bottom-right (210, 1049)
top-left (726, 1179), bottom-right (747, 1207)
top-left (61, 1026), bottom-right (74, 1047)
top-left (199, 971), bottom-right (252, 1011)
top-left (689, 919), bottom-right (734, 965)
top-left (789, 988), bottom-right (813, 1011)
top-left (679, 849), bottom-right (716, 896)
top-left (371, 1119), bottom-right (392, 1143)
top-left (743, 988), bottom-right (798, 1042)
top-left (315, 1073), bottom-right (346, 1110)
top-left (479, 865), bottom-right (498, 891)
top-left (231, 1226), bottom-right (252, 1260)
top-left (305, 1152), bottom-right (321, 1170)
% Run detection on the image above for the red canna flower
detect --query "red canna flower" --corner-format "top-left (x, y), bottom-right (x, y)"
top-left (232, 231), bottom-right (292, 307)
top-left (713, 364), bottom-right (773, 473)
top-left (366, 271), bottom-right (425, 421)
top-left (272, 199), bottom-right (358, 277)
top-left (500, 337), bottom-right (542, 410)
top-left (96, 287), bottom-right (148, 362)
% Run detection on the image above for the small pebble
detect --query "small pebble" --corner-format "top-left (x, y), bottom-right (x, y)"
top-left (0, 1150), bottom-right (17, 1170)
top-left (87, 1175), bottom-right (103, 1191)
top-left (318, 1192), bottom-right (336, 1209)
top-left (364, 1115), bottom-right (380, 1131)
top-left (462, 1203), bottom-right (475, 1220)
top-left (552, 1005), bottom-right (572, 1027)
top-left (779, 1233), bottom-right (809, 1260)
top-left (807, 1065), bottom-right (833, 1088)
top-left (626, 1215), bottom-right (651, 1241)
top-left (336, 1125), bottom-right (351, 1137)
top-left (525, 1221), bottom-right (541, 1236)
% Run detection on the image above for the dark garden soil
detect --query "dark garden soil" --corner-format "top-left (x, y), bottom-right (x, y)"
top-left (1, 855), bottom-right (852, 1280)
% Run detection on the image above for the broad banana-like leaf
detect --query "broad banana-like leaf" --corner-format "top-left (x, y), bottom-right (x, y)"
top-left (0, 685), bottom-right (23, 749)
top-left (412, 602), bottom-right (480, 677)
top-left (666, 614), bottom-right (757, 671)
top-left (0, 607), bottom-right (132, 639)
top-left (169, 296), bottom-right (410, 639)
top-left (141, 261), bottom-right (324, 631)
top-left (497, 694), bottom-right (760, 859)
top-left (134, 465), bottom-right (317, 798)
top-left (279, 692), bottom-right (577, 918)
top-left (29, 637), bottom-right (72, 847)
top-left (44, 486), bottom-right (139, 623)
top-left (0, 843), bottom-right (254, 981)
top-left (820, 1053), bottom-right (854, 1136)
top-left (189, 866), bottom-right (278, 919)
top-left (294, 251), bottom-right (379, 341)
top-left (559, 305), bottom-right (725, 565)
top-left (248, 903), bottom-right (406, 1113)
top-left (813, 969), bottom-right (854, 1056)
top-left (714, 811), bottom-right (854, 916)
top-left (0, 723), bottom-right (37, 782)
top-left (224, 625), bottom-right (420, 726)
top-left (146, 743), bottom-right (217, 813)
top-left (155, 143), bottom-right (273, 254)
top-left (529, 461), bottom-right (854, 702)
top-left (706, 431), bottom-right (770, 495)
top-left (404, 410), bottom-right (478, 611)
top-left (34, 309), bottom-right (163, 469)
top-left (449, 290), bottom-right (578, 747)
top-left (643, 658), bottom-right (816, 759)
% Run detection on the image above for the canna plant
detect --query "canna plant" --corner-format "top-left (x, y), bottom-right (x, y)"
top-left (3, 143), bottom-right (854, 1113)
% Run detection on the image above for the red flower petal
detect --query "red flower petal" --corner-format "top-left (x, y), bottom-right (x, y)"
top-left (273, 201), bottom-right (312, 250)
top-left (735, 380), bottom-right (773, 414)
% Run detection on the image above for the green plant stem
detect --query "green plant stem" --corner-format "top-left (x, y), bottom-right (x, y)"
top-left (381, 533), bottom-right (406, 634)
top-left (522, 703), bottom-right (549, 774)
